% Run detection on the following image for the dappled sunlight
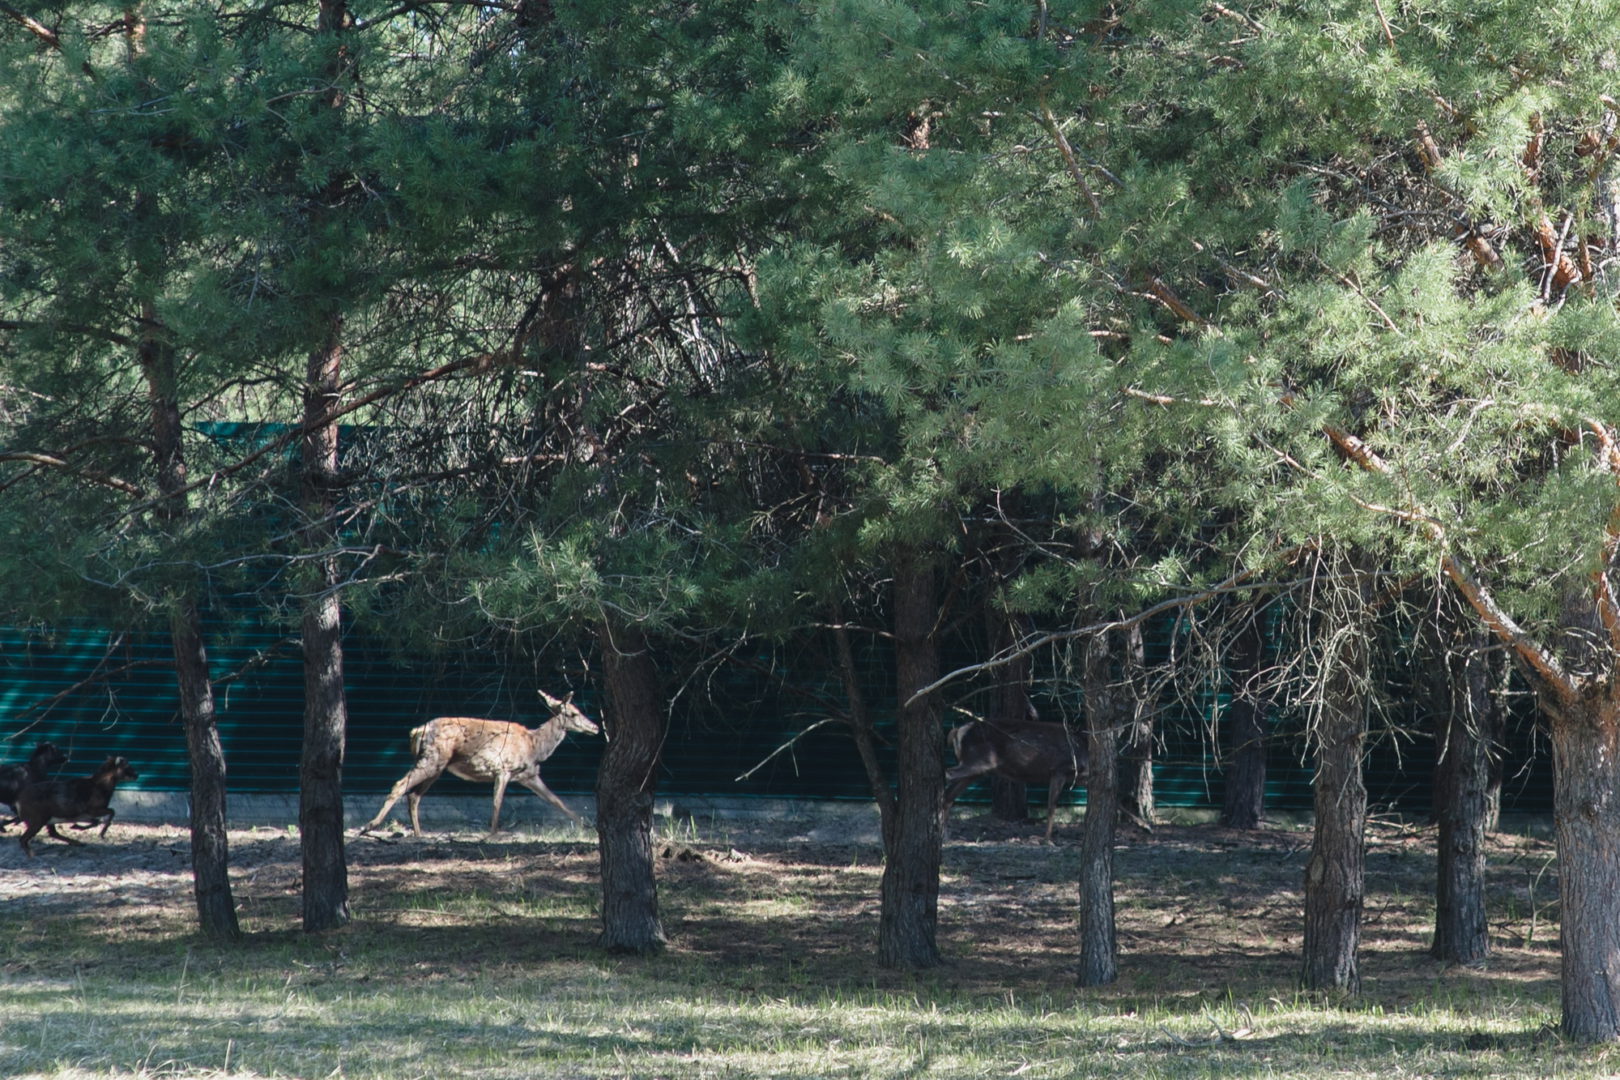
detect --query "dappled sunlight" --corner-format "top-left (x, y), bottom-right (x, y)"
top-left (0, 821), bottom-right (1579, 1078)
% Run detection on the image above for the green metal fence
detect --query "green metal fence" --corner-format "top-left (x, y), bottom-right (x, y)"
top-left (0, 617), bottom-right (1553, 816)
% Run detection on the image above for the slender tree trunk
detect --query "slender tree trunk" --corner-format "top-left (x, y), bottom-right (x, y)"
top-left (595, 620), bottom-right (667, 954)
top-left (297, 0), bottom-right (354, 934)
top-left (986, 609), bottom-right (1030, 823)
top-left (1300, 614), bottom-right (1369, 993)
top-left (1548, 688), bottom-right (1620, 1041)
top-left (1482, 647), bottom-right (1510, 833)
top-left (172, 603), bottom-right (239, 938)
top-left (878, 550), bottom-right (943, 969)
top-left (124, 5), bottom-right (238, 936)
top-left (137, 296), bottom-right (239, 940)
top-left (834, 618), bottom-right (895, 849)
top-left (1077, 631), bottom-right (1119, 986)
top-left (1220, 612), bottom-right (1270, 829)
top-left (298, 310), bottom-right (350, 932)
top-left (1431, 622), bottom-right (1492, 966)
top-left (1117, 623), bottom-right (1154, 827)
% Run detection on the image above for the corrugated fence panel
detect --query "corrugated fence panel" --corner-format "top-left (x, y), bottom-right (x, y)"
top-left (0, 617), bottom-right (1554, 816)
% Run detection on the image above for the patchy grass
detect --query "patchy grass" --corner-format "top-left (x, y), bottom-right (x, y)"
top-left (0, 815), bottom-right (1604, 1078)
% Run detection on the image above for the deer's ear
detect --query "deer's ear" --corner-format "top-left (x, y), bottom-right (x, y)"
top-left (562, 692), bottom-right (574, 709)
top-left (538, 689), bottom-right (562, 710)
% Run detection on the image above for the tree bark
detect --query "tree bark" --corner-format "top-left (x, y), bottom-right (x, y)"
top-left (297, 0), bottom-right (354, 934)
top-left (1117, 622), bottom-right (1154, 827)
top-left (1548, 688), bottom-right (1620, 1041)
top-left (137, 294), bottom-right (239, 941)
top-left (986, 609), bottom-right (1031, 823)
top-left (834, 618), bottom-right (895, 849)
top-left (298, 309), bottom-right (350, 933)
top-left (124, 2), bottom-right (238, 935)
top-left (1300, 614), bottom-right (1369, 993)
top-left (1077, 631), bottom-right (1119, 986)
top-left (172, 603), bottom-right (240, 938)
top-left (595, 620), bottom-right (667, 955)
top-left (1220, 612), bottom-right (1270, 829)
top-left (878, 550), bottom-right (943, 969)
top-left (1482, 646), bottom-right (1510, 833)
top-left (1431, 621), bottom-right (1492, 966)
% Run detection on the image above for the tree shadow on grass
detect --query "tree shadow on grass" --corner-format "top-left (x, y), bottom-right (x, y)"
top-left (0, 822), bottom-right (1563, 1049)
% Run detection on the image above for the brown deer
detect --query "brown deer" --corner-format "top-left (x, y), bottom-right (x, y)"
top-left (0, 740), bottom-right (68, 828)
top-left (16, 755), bottom-right (139, 856)
top-left (360, 690), bottom-right (600, 837)
top-left (943, 718), bottom-right (1087, 843)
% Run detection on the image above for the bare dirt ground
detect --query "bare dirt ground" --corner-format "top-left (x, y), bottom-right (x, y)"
top-left (0, 812), bottom-right (1562, 1006)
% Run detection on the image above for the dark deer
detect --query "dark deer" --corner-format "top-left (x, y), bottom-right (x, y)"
top-left (0, 741), bottom-right (68, 828)
top-left (16, 755), bottom-right (138, 856)
top-left (360, 691), bottom-right (601, 837)
top-left (943, 718), bottom-right (1087, 843)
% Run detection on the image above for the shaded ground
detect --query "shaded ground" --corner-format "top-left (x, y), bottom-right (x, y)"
top-left (0, 810), bottom-right (1562, 1008)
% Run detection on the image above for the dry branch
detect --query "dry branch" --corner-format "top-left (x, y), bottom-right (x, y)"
top-left (904, 558), bottom-right (1295, 705)
top-left (0, 452), bottom-right (143, 497)
top-left (1316, 423), bottom-right (1579, 703)
top-left (1037, 94), bottom-right (1102, 217)
top-left (1412, 122), bottom-right (1504, 270)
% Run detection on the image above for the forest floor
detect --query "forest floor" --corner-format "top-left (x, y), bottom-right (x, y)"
top-left (0, 809), bottom-right (1562, 1009)
top-left (0, 809), bottom-right (1588, 1078)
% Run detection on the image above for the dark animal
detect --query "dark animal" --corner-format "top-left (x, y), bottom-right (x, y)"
top-left (0, 741), bottom-right (68, 828)
top-left (943, 718), bottom-right (1087, 843)
top-left (360, 691), bottom-right (601, 837)
top-left (17, 755), bottom-right (138, 856)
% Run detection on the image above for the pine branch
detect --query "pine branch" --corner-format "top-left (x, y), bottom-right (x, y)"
top-left (1411, 122), bottom-right (1504, 270)
top-left (116, 349), bottom-right (510, 523)
top-left (1584, 418), bottom-right (1620, 657)
top-left (904, 558), bottom-right (1296, 705)
top-left (1036, 94), bottom-right (1102, 217)
top-left (0, 4), bottom-right (63, 49)
top-left (0, 451), bottom-right (143, 497)
top-left (1317, 423), bottom-right (1579, 703)
top-left (0, 4), bottom-right (96, 77)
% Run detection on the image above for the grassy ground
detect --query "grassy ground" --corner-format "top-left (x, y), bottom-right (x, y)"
top-left (0, 812), bottom-right (1607, 1079)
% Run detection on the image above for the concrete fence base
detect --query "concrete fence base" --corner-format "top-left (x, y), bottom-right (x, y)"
top-left (110, 790), bottom-right (888, 843)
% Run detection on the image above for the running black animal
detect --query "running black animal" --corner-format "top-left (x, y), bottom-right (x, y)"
top-left (0, 741), bottom-right (68, 829)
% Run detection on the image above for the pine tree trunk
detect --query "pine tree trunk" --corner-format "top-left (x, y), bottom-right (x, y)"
top-left (138, 302), bottom-right (239, 941)
top-left (1431, 625), bottom-right (1491, 966)
top-left (1220, 613), bottom-right (1269, 830)
top-left (1118, 623), bottom-right (1154, 827)
top-left (987, 609), bottom-right (1030, 823)
top-left (1077, 631), bottom-right (1118, 986)
top-left (298, 311), bottom-right (350, 933)
top-left (1482, 648), bottom-right (1510, 833)
top-left (595, 621), bottom-right (667, 955)
top-left (834, 619), bottom-right (895, 848)
top-left (1300, 622), bottom-right (1368, 993)
top-left (1549, 691), bottom-right (1620, 1042)
top-left (878, 551), bottom-right (943, 969)
top-left (172, 604), bottom-right (239, 939)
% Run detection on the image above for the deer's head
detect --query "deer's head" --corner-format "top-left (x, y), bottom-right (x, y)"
top-left (539, 690), bottom-right (601, 737)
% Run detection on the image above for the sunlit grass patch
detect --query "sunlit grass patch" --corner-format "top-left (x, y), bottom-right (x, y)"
top-left (0, 822), bottom-right (1595, 1078)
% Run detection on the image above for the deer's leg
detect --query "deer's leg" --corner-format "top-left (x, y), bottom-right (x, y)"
top-left (98, 808), bottom-right (115, 837)
top-left (45, 823), bottom-right (84, 846)
top-left (942, 762), bottom-right (996, 837)
top-left (405, 777), bottom-right (438, 837)
top-left (487, 773), bottom-right (513, 834)
top-left (515, 774), bottom-right (583, 824)
top-left (18, 820), bottom-right (44, 855)
top-left (941, 773), bottom-right (977, 824)
top-left (361, 760), bottom-right (444, 835)
top-left (1042, 774), bottom-right (1067, 844)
